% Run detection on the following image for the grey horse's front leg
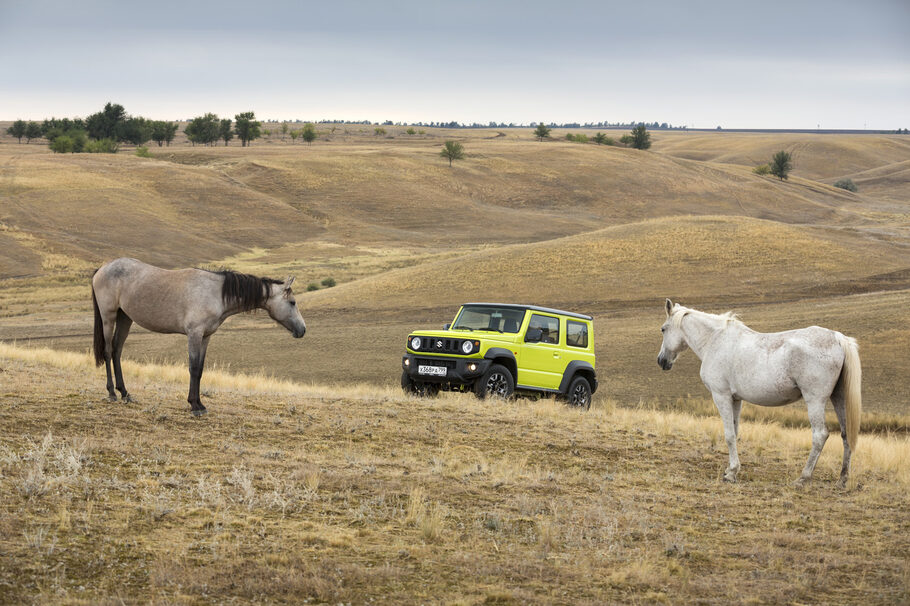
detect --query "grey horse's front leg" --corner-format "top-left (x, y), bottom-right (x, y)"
top-left (187, 332), bottom-right (211, 416)
top-left (712, 392), bottom-right (741, 482)
top-left (796, 397), bottom-right (829, 487)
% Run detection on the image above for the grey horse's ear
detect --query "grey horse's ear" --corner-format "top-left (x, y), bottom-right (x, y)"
top-left (665, 298), bottom-right (673, 317)
top-left (283, 276), bottom-right (295, 289)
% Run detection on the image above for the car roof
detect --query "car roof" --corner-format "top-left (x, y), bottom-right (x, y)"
top-left (462, 303), bottom-right (593, 321)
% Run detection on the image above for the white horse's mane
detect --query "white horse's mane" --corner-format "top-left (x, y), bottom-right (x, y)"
top-left (670, 306), bottom-right (742, 330)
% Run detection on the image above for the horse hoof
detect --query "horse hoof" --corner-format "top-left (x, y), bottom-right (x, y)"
top-left (122, 395), bottom-right (133, 404)
top-left (191, 409), bottom-right (207, 417)
top-left (723, 475), bottom-right (737, 483)
top-left (793, 478), bottom-right (809, 489)
top-left (107, 394), bottom-right (118, 403)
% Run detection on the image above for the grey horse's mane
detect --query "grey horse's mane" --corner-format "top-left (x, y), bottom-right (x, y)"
top-left (670, 306), bottom-right (742, 330)
top-left (214, 269), bottom-right (283, 312)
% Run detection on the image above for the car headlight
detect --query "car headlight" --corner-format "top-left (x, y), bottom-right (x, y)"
top-left (410, 336), bottom-right (421, 350)
top-left (461, 340), bottom-right (474, 354)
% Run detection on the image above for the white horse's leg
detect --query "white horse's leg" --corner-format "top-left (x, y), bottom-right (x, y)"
top-left (732, 398), bottom-right (742, 437)
top-left (797, 397), bottom-right (830, 486)
top-left (712, 392), bottom-right (740, 482)
top-left (831, 383), bottom-right (851, 488)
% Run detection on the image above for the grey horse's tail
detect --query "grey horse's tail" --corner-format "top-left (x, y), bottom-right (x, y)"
top-left (92, 270), bottom-right (105, 367)
top-left (836, 333), bottom-right (862, 452)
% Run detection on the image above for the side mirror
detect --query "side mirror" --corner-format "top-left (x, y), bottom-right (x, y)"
top-left (525, 327), bottom-right (542, 343)
top-left (443, 323), bottom-right (451, 330)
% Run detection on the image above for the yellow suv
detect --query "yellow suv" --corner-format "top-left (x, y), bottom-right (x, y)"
top-left (401, 303), bottom-right (597, 408)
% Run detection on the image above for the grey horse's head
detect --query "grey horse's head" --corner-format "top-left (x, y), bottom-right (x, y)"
top-left (658, 298), bottom-right (688, 370)
top-left (264, 277), bottom-right (306, 338)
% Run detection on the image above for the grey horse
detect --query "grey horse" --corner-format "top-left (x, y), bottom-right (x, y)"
top-left (91, 258), bottom-right (306, 415)
top-left (658, 299), bottom-right (861, 486)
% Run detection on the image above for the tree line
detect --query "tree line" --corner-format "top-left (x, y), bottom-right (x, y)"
top-left (6, 103), bottom-right (267, 153)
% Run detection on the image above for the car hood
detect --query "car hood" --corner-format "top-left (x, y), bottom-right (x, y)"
top-left (410, 329), bottom-right (521, 346)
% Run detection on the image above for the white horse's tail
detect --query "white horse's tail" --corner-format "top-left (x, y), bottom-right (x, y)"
top-left (836, 333), bottom-right (862, 452)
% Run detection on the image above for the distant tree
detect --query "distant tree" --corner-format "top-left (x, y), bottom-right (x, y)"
top-left (306, 283), bottom-right (319, 291)
top-left (185, 113), bottom-right (220, 146)
top-left (289, 129), bottom-right (299, 142)
top-left (833, 178), bottom-right (857, 192)
top-left (619, 134), bottom-right (634, 146)
top-left (769, 150), bottom-right (793, 181)
top-left (220, 119), bottom-right (234, 146)
top-left (374, 127), bottom-right (386, 136)
top-left (753, 164), bottom-right (771, 175)
top-left (7, 120), bottom-right (26, 143)
top-left (117, 117), bottom-right (152, 145)
top-left (592, 132), bottom-right (614, 145)
top-left (85, 102), bottom-right (127, 141)
top-left (25, 122), bottom-right (42, 143)
top-left (630, 124), bottom-right (651, 149)
top-left (320, 277), bottom-right (336, 288)
top-left (49, 129), bottom-right (86, 153)
top-left (50, 135), bottom-right (74, 153)
top-left (440, 140), bottom-right (465, 167)
top-left (150, 120), bottom-right (178, 147)
top-left (234, 111), bottom-right (261, 147)
top-left (406, 127), bottom-right (416, 135)
top-left (281, 123), bottom-right (289, 140)
top-left (534, 123), bottom-right (551, 141)
top-left (301, 123), bottom-right (317, 145)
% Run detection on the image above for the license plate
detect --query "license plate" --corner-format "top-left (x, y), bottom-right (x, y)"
top-left (418, 365), bottom-right (446, 377)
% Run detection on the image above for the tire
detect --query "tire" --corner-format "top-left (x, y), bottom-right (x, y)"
top-left (401, 370), bottom-right (417, 394)
top-left (402, 371), bottom-right (440, 398)
top-left (566, 375), bottom-right (592, 410)
top-left (473, 364), bottom-right (514, 400)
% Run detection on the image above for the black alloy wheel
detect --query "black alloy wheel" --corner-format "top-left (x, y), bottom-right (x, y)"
top-left (474, 364), bottom-right (514, 399)
top-left (567, 376), bottom-right (592, 409)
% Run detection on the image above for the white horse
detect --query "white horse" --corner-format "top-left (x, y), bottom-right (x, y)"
top-left (657, 299), bottom-right (861, 486)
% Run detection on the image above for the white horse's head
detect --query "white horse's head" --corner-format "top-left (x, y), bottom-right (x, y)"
top-left (264, 277), bottom-right (307, 339)
top-left (658, 298), bottom-right (688, 370)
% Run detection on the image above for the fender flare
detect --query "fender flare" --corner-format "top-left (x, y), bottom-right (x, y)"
top-left (559, 360), bottom-right (597, 394)
top-left (484, 348), bottom-right (518, 379)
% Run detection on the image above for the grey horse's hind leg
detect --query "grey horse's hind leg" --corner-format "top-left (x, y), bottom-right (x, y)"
top-left (712, 392), bottom-right (741, 482)
top-left (187, 332), bottom-right (211, 416)
top-left (112, 309), bottom-right (133, 402)
top-left (796, 396), bottom-right (830, 486)
top-left (831, 381), bottom-right (851, 488)
top-left (100, 310), bottom-right (118, 402)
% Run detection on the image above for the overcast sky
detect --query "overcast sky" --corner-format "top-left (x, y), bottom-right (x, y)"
top-left (1, 0), bottom-right (908, 129)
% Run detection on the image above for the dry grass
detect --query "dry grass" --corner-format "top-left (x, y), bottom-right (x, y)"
top-left (1, 346), bottom-right (909, 604)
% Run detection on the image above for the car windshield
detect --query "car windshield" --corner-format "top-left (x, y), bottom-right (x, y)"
top-left (452, 306), bottom-right (526, 333)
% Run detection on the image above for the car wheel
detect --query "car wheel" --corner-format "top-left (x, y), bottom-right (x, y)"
top-left (402, 371), bottom-right (440, 398)
top-left (566, 376), bottom-right (592, 409)
top-left (401, 370), bottom-right (418, 394)
top-left (473, 364), bottom-right (514, 400)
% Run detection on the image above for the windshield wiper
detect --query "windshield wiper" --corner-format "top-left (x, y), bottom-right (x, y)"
top-left (451, 326), bottom-right (474, 331)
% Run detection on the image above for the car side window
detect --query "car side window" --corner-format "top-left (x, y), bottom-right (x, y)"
top-left (566, 320), bottom-right (588, 348)
top-left (527, 314), bottom-right (559, 344)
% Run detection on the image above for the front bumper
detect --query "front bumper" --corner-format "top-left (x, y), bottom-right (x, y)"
top-left (402, 354), bottom-right (491, 385)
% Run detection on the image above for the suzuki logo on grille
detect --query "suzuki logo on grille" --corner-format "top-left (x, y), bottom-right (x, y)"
top-left (436, 340), bottom-right (443, 348)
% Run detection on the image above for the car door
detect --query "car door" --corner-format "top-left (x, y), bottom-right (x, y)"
top-left (518, 313), bottom-right (564, 390)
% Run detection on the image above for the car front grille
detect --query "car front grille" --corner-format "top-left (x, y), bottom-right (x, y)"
top-left (422, 338), bottom-right (462, 354)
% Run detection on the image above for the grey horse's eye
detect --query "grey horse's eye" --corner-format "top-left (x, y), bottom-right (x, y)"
top-left (661, 327), bottom-right (666, 333)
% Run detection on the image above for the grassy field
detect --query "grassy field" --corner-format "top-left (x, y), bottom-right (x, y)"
top-left (1, 125), bottom-right (909, 602)
top-left (1, 346), bottom-right (908, 604)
